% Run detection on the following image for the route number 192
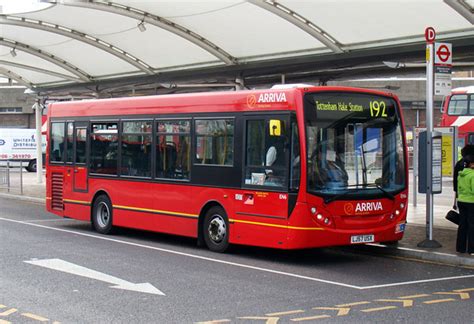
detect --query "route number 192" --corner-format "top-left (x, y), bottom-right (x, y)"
top-left (369, 101), bottom-right (387, 117)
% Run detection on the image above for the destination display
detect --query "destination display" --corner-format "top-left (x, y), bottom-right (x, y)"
top-left (305, 92), bottom-right (397, 120)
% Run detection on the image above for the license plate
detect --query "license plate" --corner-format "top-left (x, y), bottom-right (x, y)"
top-left (351, 234), bottom-right (375, 244)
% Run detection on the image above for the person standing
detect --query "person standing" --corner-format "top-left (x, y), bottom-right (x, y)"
top-left (456, 154), bottom-right (474, 255)
top-left (453, 144), bottom-right (474, 198)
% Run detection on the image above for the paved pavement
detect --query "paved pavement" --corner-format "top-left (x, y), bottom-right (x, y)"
top-left (1, 169), bottom-right (472, 267)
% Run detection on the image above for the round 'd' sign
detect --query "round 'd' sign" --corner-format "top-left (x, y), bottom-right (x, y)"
top-left (425, 27), bottom-right (436, 43)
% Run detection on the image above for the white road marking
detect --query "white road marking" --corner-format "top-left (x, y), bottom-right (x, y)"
top-left (2, 217), bottom-right (473, 290)
top-left (23, 259), bottom-right (165, 296)
top-left (24, 258), bottom-right (165, 295)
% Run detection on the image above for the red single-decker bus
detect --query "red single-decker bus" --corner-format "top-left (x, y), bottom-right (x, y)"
top-left (46, 85), bottom-right (408, 252)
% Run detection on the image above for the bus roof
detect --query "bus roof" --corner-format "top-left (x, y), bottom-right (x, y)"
top-left (451, 86), bottom-right (474, 94)
top-left (48, 86), bottom-right (399, 118)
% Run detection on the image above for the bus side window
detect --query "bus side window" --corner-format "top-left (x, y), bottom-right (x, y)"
top-left (194, 119), bottom-right (234, 166)
top-left (50, 122), bottom-right (65, 163)
top-left (156, 120), bottom-right (191, 179)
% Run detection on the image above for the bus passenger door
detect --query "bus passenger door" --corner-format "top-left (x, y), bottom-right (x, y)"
top-left (73, 123), bottom-right (88, 192)
top-left (240, 115), bottom-right (291, 219)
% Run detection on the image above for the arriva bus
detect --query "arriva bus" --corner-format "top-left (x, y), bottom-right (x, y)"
top-left (46, 86), bottom-right (408, 252)
top-left (440, 86), bottom-right (474, 146)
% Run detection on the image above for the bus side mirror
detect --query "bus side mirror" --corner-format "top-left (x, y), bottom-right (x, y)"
top-left (269, 120), bottom-right (282, 136)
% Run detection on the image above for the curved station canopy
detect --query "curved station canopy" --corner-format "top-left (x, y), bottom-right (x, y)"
top-left (0, 0), bottom-right (473, 96)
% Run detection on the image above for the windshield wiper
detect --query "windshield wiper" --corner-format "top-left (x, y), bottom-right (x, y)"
top-left (323, 183), bottom-right (395, 204)
top-left (360, 183), bottom-right (395, 201)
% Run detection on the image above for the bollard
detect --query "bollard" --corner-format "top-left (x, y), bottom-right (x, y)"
top-left (20, 160), bottom-right (23, 195)
top-left (6, 160), bottom-right (10, 192)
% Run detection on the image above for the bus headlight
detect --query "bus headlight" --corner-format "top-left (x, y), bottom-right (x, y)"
top-left (311, 207), bottom-right (317, 215)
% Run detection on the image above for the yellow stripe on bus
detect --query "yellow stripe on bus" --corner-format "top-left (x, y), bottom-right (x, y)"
top-left (230, 219), bottom-right (324, 231)
top-left (113, 204), bottom-right (199, 218)
top-left (63, 199), bottom-right (90, 205)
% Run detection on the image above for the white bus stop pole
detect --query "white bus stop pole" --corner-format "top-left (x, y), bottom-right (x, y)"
top-left (426, 42), bottom-right (434, 241)
top-left (34, 101), bottom-right (43, 184)
top-left (418, 41), bottom-right (441, 248)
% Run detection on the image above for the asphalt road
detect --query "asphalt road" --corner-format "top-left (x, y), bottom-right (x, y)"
top-left (1, 197), bottom-right (473, 323)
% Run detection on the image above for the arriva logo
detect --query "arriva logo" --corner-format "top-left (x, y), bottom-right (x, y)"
top-left (0, 139), bottom-right (5, 145)
top-left (257, 92), bottom-right (287, 103)
top-left (355, 201), bottom-right (383, 213)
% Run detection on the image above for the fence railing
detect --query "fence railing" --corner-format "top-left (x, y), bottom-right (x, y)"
top-left (0, 161), bottom-right (24, 194)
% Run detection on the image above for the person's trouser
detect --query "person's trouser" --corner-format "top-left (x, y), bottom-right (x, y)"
top-left (456, 202), bottom-right (474, 253)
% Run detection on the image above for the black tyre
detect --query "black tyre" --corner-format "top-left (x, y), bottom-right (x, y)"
top-left (92, 194), bottom-right (114, 234)
top-left (26, 159), bottom-right (37, 172)
top-left (203, 206), bottom-right (229, 253)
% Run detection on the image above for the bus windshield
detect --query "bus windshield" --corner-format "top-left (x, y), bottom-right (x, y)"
top-left (304, 92), bottom-right (406, 198)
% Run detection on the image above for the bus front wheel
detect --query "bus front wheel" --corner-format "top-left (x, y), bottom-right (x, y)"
top-left (26, 159), bottom-right (37, 172)
top-left (203, 206), bottom-right (229, 253)
top-left (92, 195), bottom-right (114, 234)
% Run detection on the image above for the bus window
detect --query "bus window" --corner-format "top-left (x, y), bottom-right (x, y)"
top-left (447, 94), bottom-right (468, 115)
top-left (290, 120), bottom-right (300, 190)
top-left (90, 122), bottom-right (118, 175)
top-left (65, 122), bottom-right (74, 163)
top-left (121, 121), bottom-right (152, 178)
top-left (195, 119), bottom-right (234, 166)
top-left (156, 120), bottom-right (191, 179)
top-left (75, 128), bottom-right (87, 164)
top-left (245, 119), bottom-right (287, 187)
top-left (50, 122), bottom-right (65, 162)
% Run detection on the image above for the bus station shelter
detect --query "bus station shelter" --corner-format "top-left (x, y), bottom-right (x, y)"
top-left (0, 0), bottom-right (473, 97)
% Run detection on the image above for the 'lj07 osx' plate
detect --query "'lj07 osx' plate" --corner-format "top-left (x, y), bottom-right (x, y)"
top-left (350, 234), bottom-right (375, 244)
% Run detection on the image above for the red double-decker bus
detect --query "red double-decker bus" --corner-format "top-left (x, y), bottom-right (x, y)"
top-left (46, 85), bottom-right (408, 252)
top-left (440, 86), bottom-right (474, 146)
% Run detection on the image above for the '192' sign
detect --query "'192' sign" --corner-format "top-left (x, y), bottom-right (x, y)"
top-left (369, 101), bottom-right (387, 117)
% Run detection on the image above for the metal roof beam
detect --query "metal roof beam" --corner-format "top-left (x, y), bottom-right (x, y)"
top-left (0, 38), bottom-right (91, 81)
top-left (444, 0), bottom-right (474, 24)
top-left (49, 0), bottom-right (237, 65)
top-left (0, 67), bottom-right (33, 88)
top-left (248, 0), bottom-right (344, 53)
top-left (0, 15), bottom-right (154, 74)
top-left (0, 59), bottom-right (82, 82)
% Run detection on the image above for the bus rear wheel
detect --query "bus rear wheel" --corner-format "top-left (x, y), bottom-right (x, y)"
top-left (92, 195), bottom-right (114, 234)
top-left (203, 206), bottom-right (229, 253)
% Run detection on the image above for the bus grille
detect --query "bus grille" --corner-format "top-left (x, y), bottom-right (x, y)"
top-left (51, 173), bottom-right (64, 210)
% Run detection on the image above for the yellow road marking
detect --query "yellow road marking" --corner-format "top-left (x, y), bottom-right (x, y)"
top-left (0, 306), bottom-right (4, 309)
top-left (423, 298), bottom-right (456, 304)
top-left (434, 292), bottom-right (470, 300)
top-left (0, 309), bottom-right (17, 316)
top-left (291, 315), bottom-right (331, 321)
top-left (398, 294), bottom-right (430, 299)
top-left (454, 288), bottom-right (474, 293)
top-left (361, 306), bottom-right (397, 313)
top-left (336, 301), bottom-right (370, 307)
top-left (22, 313), bottom-right (49, 322)
top-left (195, 320), bottom-right (230, 324)
top-left (238, 316), bottom-right (279, 324)
top-left (376, 299), bottom-right (413, 307)
top-left (266, 310), bottom-right (305, 316)
top-left (313, 307), bottom-right (350, 316)
top-left (0, 319), bottom-right (11, 324)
